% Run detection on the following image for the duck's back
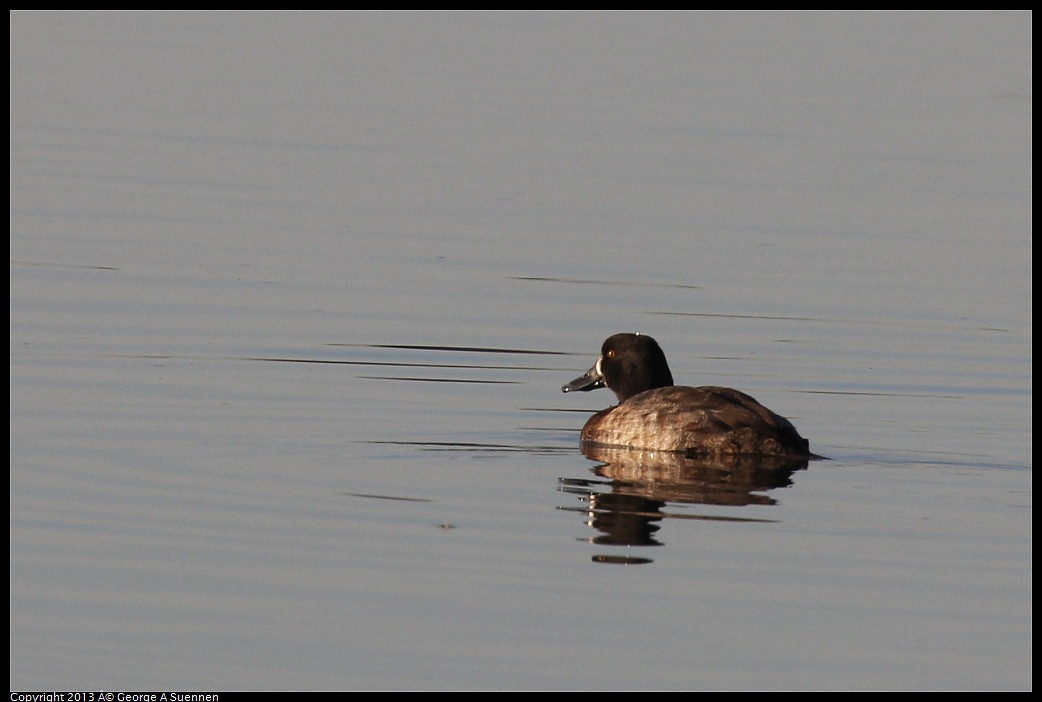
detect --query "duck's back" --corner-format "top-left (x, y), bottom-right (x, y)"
top-left (580, 385), bottom-right (810, 457)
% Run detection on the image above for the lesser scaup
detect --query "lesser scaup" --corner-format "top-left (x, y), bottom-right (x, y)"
top-left (562, 333), bottom-right (812, 457)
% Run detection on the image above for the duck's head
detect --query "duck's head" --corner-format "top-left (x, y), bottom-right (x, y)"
top-left (562, 333), bottom-right (675, 402)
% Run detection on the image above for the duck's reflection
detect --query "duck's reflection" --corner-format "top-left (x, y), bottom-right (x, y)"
top-left (560, 446), bottom-right (809, 558)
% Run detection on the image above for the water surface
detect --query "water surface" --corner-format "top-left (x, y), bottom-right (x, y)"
top-left (10, 11), bottom-right (1031, 690)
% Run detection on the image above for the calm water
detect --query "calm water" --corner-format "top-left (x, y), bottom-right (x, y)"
top-left (10, 11), bottom-right (1031, 690)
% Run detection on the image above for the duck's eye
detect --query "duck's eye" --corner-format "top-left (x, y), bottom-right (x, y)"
top-left (605, 349), bottom-right (616, 359)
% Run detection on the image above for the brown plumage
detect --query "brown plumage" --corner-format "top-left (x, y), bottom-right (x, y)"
top-left (563, 333), bottom-right (812, 457)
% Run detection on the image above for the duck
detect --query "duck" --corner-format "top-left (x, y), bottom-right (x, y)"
top-left (562, 333), bottom-right (812, 457)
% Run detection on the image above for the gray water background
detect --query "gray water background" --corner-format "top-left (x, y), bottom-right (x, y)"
top-left (10, 11), bottom-right (1032, 690)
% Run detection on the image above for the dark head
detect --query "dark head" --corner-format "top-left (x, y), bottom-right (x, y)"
top-left (562, 333), bottom-right (675, 402)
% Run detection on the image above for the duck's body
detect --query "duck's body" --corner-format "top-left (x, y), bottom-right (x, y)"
top-left (563, 333), bottom-right (811, 457)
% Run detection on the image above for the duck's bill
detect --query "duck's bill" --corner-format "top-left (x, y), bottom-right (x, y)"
top-left (562, 364), bottom-right (605, 393)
